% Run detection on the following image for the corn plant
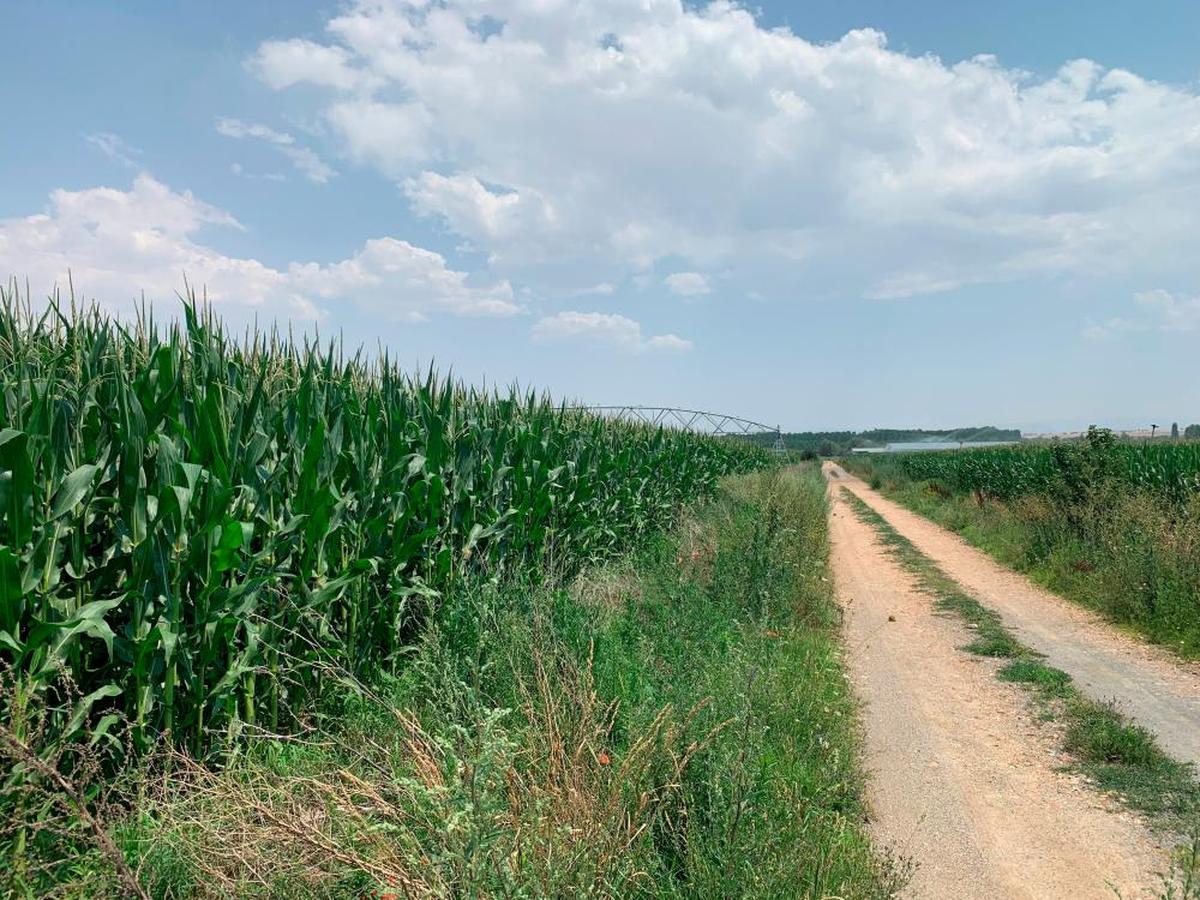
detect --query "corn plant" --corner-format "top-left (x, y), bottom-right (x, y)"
top-left (865, 432), bottom-right (1200, 504)
top-left (0, 287), bottom-right (768, 753)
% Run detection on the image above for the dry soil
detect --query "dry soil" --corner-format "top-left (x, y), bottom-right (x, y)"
top-left (826, 465), bottom-right (1181, 898)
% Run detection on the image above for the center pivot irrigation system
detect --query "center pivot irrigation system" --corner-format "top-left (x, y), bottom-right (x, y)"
top-left (574, 406), bottom-right (788, 456)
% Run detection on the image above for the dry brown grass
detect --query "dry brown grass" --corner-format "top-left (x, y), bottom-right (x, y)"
top-left (129, 639), bottom-right (725, 899)
top-left (672, 509), bottom-right (718, 587)
top-left (569, 559), bottom-right (641, 612)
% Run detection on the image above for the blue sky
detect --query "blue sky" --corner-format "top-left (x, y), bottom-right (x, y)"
top-left (2, 1), bottom-right (1199, 433)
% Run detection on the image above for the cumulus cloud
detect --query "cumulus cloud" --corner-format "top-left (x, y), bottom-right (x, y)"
top-left (246, 1), bottom-right (1200, 301)
top-left (216, 117), bottom-right (336, 183)
top-left (0, 174), bottom-right (518, 323)
top-left (404, 172), bottom-right (557, 243)
top-left (324, 100), bottom-right (433, 177)
top-left (247, 38), bottom-right (374, 92)
top-left (1084, 289), bottom-right (1200, 338)
top-left (531, 311), bottom-right (692, 352)
top-left (289, 237), bottom-right (519, 319)
top-left (665, 272), bottom-right (711, 297)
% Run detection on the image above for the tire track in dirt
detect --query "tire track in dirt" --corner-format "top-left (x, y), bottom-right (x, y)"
top-left (828, 477), bottom-right (1169, 898)
top-left (828, 462), bottom-right (1200, 768)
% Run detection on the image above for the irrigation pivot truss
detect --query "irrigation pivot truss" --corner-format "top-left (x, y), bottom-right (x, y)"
top-left (574, 406), bottom-right (788, 455)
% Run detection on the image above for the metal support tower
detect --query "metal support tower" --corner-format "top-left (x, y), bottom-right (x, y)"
top-left (573, 406), bottom-right (787, 456)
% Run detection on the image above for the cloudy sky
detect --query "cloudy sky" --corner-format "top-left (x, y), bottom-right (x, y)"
top-left (3, 1), bottom-right (1199, 432)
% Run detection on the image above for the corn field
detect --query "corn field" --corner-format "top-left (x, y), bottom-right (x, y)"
top-left (0, 291), bottom-right (768, 753)
top-left (869, 434), bottom-right (1200, 505)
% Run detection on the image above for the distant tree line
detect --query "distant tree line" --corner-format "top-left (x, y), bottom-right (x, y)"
top-left (1168, 423), bottom-right (1200, 440)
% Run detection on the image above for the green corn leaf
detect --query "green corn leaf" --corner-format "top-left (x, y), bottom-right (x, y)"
top-left (50, 463), bottom-right (100, 520)
top-left (63, 684), bottom-right (122, 741)
top-left (0, 429), bottom-right (35, 545)
top-left (0, 287), bottom-right (771, 753)
top-left (89, 713), bottom-right (123, 748)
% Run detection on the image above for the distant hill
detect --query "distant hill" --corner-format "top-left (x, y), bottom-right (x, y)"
top-left (746, 426), bottom-right (1021, 456)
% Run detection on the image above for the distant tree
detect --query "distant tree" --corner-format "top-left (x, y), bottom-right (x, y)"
top-left (1186, 424), bottom-right (1200, 440)
top-left (1172, 422), bottom-right (1180, 439)
top-left (817, 439), bottom-right (837, 457)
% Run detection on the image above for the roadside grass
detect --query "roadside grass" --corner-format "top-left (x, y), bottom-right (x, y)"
top-left (12, 467), bottom-right (906, 898)
top-left (844, 460), bottom-right (1200, 659)
top-left (843, 489), bottom-right (1200, 835)
top-left (997, 659), bottom-right (1073, 700)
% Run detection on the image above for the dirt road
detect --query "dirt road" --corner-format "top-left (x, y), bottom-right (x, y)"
top-left (827, 472), bottom-right (1171, 898)
top-left (828, 463), bottom-right (1200, 768)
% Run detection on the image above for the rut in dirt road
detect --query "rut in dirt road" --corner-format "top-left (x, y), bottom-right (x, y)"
top-left (827, 462), bottom-right (1200, 768)
top-left (828, 479), bottom-right (1168, 899)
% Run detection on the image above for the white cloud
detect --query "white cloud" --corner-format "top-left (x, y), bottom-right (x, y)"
top-left (229, 162), bottom-right (287, 182)
top-left (85, 132), bottom-right (142, 169)
top-left (665, 272), bottom-right (711, 297)
top-left (404, 172), bottom-right (557, 244)
top-left (247, 38), bottom-right (373, 91)
top-left (531, 311), bottom-right (691, 352)
top-left (1082, 318), bottom-right (1134, 340)
top-left (249, 1), bottom-right (1200, 300)
top-left (284, 147), bottom-right (336, 184)
top-left (288, 237), bottom-right (519, 319)
top-left (1083, 289), bottom-right (1200, 339)
top-left (1133, 289), bottom-right (1200, 331)
top-left (644, 333), bottom-right (694, 351)
top-left (216, 117), bottom-right (336, 184)
top-left (576, 282), bottom-right (616, 296)
top-left (327, 101), bottom-right (433, 177)
top-left (0, 175), bottom-right (518, 323)
top-left (216, 118), bottom-right (292, 144)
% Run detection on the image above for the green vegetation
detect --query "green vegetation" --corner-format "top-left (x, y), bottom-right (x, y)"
top-left (747, 426), bottom-right (1020, 457)
top-left (0, 292), bottom-right (902, 897)
top-left (997, 659), bottom-right (1073, 699)
top-left (844, 490), bottom-right (1200, 833)
top-left (843, 428), bottom-right (1200, 653)
top-left (0, 291), bottom-right (766, 759)
top-left (5, 468), bottom-right (906, 898)
top-left (855, 426), bottom-right (1200, 504)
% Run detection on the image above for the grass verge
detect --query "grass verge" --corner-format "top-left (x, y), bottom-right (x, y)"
top-left (841, 456), bottom-right (1200, 658)
top-left (843, 488), bottom-right (1200, 835)
top-left (3, 467), bottom-right (907, 898)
